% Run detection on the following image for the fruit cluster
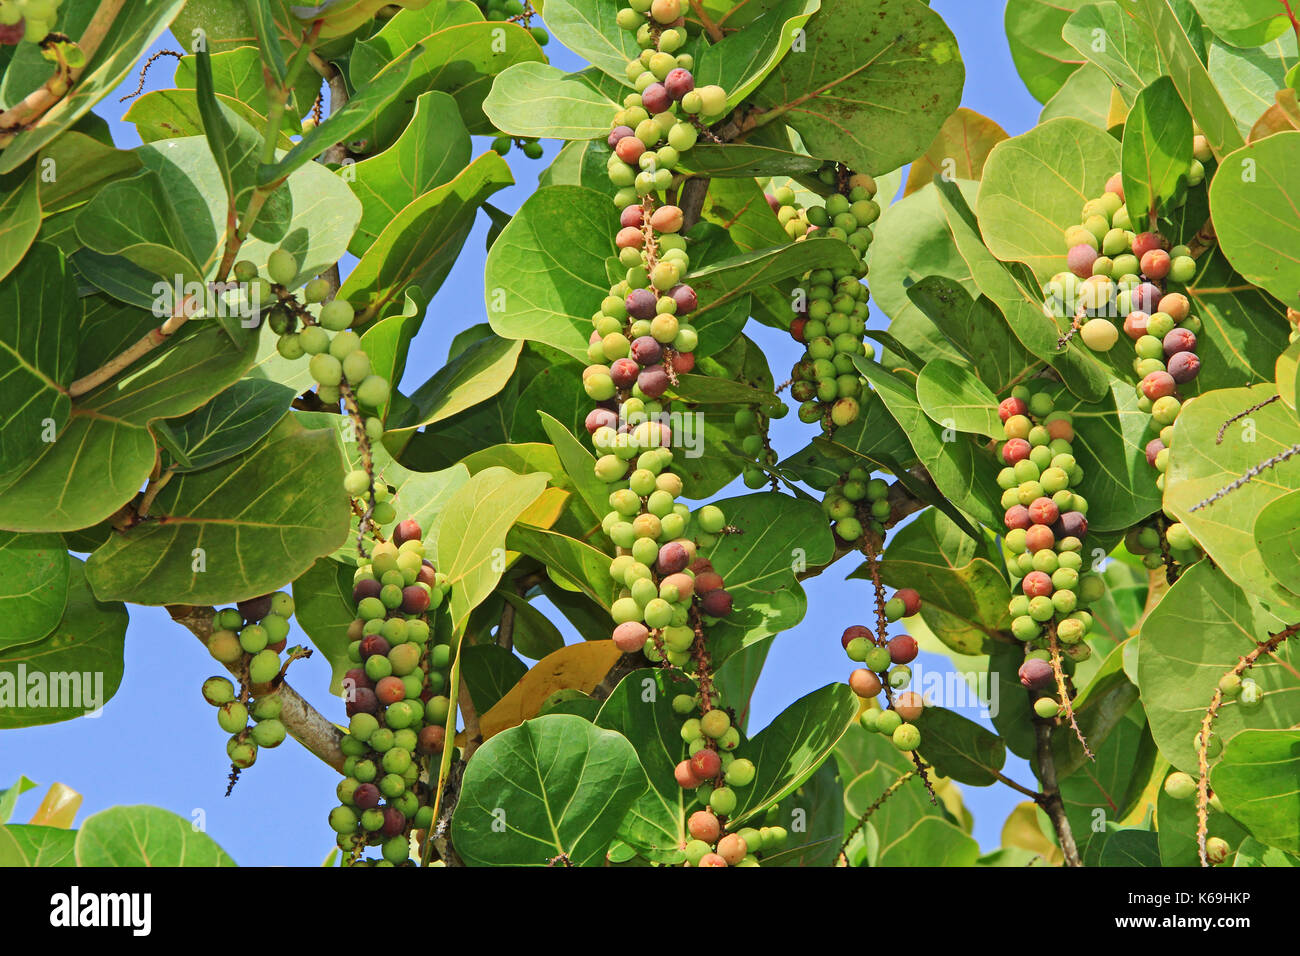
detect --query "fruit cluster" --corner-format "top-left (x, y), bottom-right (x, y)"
top-left (846, 589), bottom-right (925, 750)
top-left (329, 519), bottom-right (451, 866)
top-left (670, 690), bottom-right (762, 866)
top-left (787, 176), bottom-right (879, 432)
top-left (203, 592), bottom-right (297, 770)
top-left (490, 134), bottom-right (544, 160)
top-left (764, 186), bottom-right (815, 241)
top-left (1046, 149), bottom-right (1214, 561)
top-left (821, 466), bottom-right (894, 543)
top-left (732, 404), bottom-right (786, 490)
top-left (0, 0), bottom-right (60, 45)
top-left (994, 385), bottom-right (1106, 715)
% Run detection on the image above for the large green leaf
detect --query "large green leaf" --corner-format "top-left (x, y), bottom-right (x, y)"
top-left (977, 118), bottom-right (1122, 283)
top-left (0, 532), bottom-right (69, 651)
top-left (84, 416), bottom-right (351, 606)
top-left (1040, 63), bottom-right (1119, 129)
top-left (1164, 384), bottom-right (1300, 612)
top-left (1121, 76), bottom-right (1194, 230)
top-left (0, 170), bottom-right (41, 283)
top-left (0, 242), bottom-right (77, 469)
top-left (506, 526), bottom-right (614, 612)
top-left (0, 0), bottom-right (188, 174)
top-left (1184, 250), bottom-right (1293, 391)
top-left (348, 91), bottom-right (472, 253)
top-left (1212, 730), bottom-right (1300, 855)
top-left (730, 683), bottom-right (859, 826)
top-left (1255, 491), bottom-right (1300, 597)
top-left (692, 0), bottom-right (821, 110)
top-left (172, 46), bottom-right (321, 134)
top-left (461, 645), bottom-right (528, 714)
top-left (389, 336), bottom-right (523, 437)
top-left (1, 825), bottom-right (76, 866)
top-left (483, 62), bottom-right (618, 140)
top-left (906, 276), bottom-right (1041, 396)
top-left (1157, 778), bottom-right (1250, 866)
top-left (915, 357), bottom-right (1001, 437)
top-left (436, 467), bottom-right (550, 638)
top-left (352, 20), bottom-right (546, 144)
top-left (165, 378), bottom-right (297, 474)
top-left (1062, 2), bottom-right (1163, 107)
top-left (291, 558), bottom-right (357, 697)
top-left (451, 714), bottom-right (647, 866)
top-left (35, 132), bottom-right (142, 217)
top-left (536, 0), bottom-right (642, 86)
top-left (1138, 562), bottom-right (1298, 773)
top-left (485, 185), bottom-right (615, 361)
top-left (1005, 0), bottom-right (1087, 103)
top-left (876, 814), bottom-right (980, 867)
top-left (751, 0), bottom-right (963, 176)
top-left (342, 150), bottom-right (512, 320)
top-left (759, 759), bottom-right (845, 867)
top-left (594, 667), bottom-right (704, 863)
top-left (700, 492), bottom-right (835, 665)
top-left (914, 707), bottom-right (1007, 787)
top-left (1209, 132), bottom-right (1300, 310)
top-left (1190, 0), bottom-right (1291, 47)
top-left (0, 561), bottom-right (126, 729)
top-left (1208, 36), bottom-right (1298, 138)
top-left (1138, 0), bottom-right (1246, 160)
top-left (75, 805), bottom-right (237, 866)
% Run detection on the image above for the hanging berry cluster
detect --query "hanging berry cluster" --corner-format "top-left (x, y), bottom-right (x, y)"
top-left (202, 592), bottom-right (300, 781)
top-left (1047, 135), bottom-right (1217, 569)
top-left (846, 587), bottom-right (926, 750)
top-left (326, 519), bottom-right (454, 866)
top-left (994, 385), bottom-right (1105, 735)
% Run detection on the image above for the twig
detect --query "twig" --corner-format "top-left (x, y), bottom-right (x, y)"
top-left (688, 0), bottom-right (725, 41)
top-left (68, 300), bottom-right (193, 397)
top-left (118, 50), bottom-right (182, 102)
top-left (1216, 394), bottom-right (1279, 444)
top-left (1190, 443), bottom-right (1300, 512)
top-left (1281, 0), bottom-right (1300, 49)
top-left (837, 769), bottom-right (915, 865)
top-left (1195, 621), bottom-right (1299, 865)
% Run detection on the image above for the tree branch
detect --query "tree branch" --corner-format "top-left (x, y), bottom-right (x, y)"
top-left (1033, 715), bottom-right (1082, 867)
top-left (0, 0), bottom-right (126, 144)
top-left (167, 604), bottom-right (345, 772)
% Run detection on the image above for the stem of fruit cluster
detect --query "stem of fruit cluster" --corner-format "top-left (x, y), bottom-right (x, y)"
top-left (338, 379), bottom-right (376, 559)
top-left (1154, 514), bottom-right (1180, 587)
top-left (1195, 622), bottom-right (1298, 864)
top-left (1049, 628), bottom-right (1092, 760)
top-left (166, 604), bottom-right (345, 771)
top-left (837, 768), bottom-right (916, 865)
top-left (1033, 717), bottom-right (1082, 867)
top-left (688, 0), bottom-right (725, 41)
top-left (0, 0), bottom-right (126, 144)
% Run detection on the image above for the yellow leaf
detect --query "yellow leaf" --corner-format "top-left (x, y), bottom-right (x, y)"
top-left (27, 783), bottom-right (81, 828)
top-left (474, 641), bottom-right (623, 740)
top-left (1107, 87), bottom-right (1129, 131)
top-left (1000, 800), bottom-right (1063, 866)
top-left (904, 107), bottom-right (1009, 197)
top-left (516, 487), bottom-right (569, 530)
top-left (1249, 89), bottom-right (1300, 144)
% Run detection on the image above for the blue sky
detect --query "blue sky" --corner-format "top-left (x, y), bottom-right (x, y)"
top-left (4, 2), bottom-right (1048, 865)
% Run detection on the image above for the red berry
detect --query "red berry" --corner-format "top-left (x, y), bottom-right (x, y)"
top-left (1067, 244), bottom-right (1099, 280)
top-left (612, 621), bottom-right (649, 652)
top-left (615, 136), bottom-right (645, 164)
top-left (585, 407), bottom-right (619, 433)
top-left (616, 225), bottom-right (644, 249)
top-left (695, 571), bottom-right (724, 593)
top-left (1005, 505), bottom-right (1032, 531)
top-left (674, 760), bottom-right (702, 788)
top-left (375, 676), bottom-right (406, 705)
top-left (610, 357), bottom-right (640, 388)
top-left (346, 687), bottom-right (378, 716)
top-left (620, 204), bottom-right (644, 228)
top-left (1141, 371), bottom-right (1177, 400)
top-left (393, 519), bottom-right (422, 546)
top-left (630, 335), bottom-right (662, 366)
top-left (353, 578), bottom-right (382, 605)
top-left (1002, 438), bottom-right (1032, 465)
top-left (690, 748), bottom-right (721, 779)
top-left (1124, 311), bottom-right (1150, 340)
top-left (417, 725), bottom-right (446, 754)
top-left (354, 783), bottom-right (381, 809)
top-left (849, 668), bottom-right (882, 697)
top-left (888, 634), bottom-right (919, 665)
top-left (897, 588), bottom-right (922, 617)
top-left (1054, 511), bottom-right (1088, 539)
top-left (669, 284), bottom-right (697, 315)
top-left (641, 82), bottom-right (671, 114)
top-left (1131, 232), bottom-right (1167, 259)
top-left (1025, 525), bottom-right (1056, 553)
top-left (1022, 571), bottom-right (1053, 598)
top-left (998, 397), bottom-right (1028, 423)
top-left (1105, 173), bottom-right (1125, 199)
top-left (672, 351), bottom-right (695, 374)
top-left (626, 288), bottom-right (658, 319)
top-left (345, 667), bottom-right (373, 691)
top-left (1019, 658), bottom-right (1054, 690)
top-left (1141, 249), bottom-right (1172, 280)
top-left (1145, 438), bottom-right (1165, 467)
top-left (359, 635), bottom-right (391, 659)
top-left (1163, 328), bottom-right (1196, 358)
top-left (1168, 351), bottom-right (1200, 383)
top-left (1132, 283), bottom-right (1163, 313)
top-left (1028, 497), bottom-right (1059, 526)
top-left (382, 807), bottom-right (406, 837)
top-left (701, 589), bottom-right (732, 617)
top-left (664, 68), bottom-right (695, 100)
top-left (657, 542), bottom-right (689, 575)
top-left (1046, 419), bottom-right (1074, 442)
top-left (400, 585), bottom-right (430, 614)
top-left (687, 810), bottom-right (720, 842)
top-left (607, 125), bottom-right (634, 148)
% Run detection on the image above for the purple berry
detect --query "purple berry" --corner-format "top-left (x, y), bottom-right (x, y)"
top-left (638, 367), bottom-right (670, 398)
top-left (1167, 351), bottom-right (1200, 384)
top-left (1163, 328), bottom-right (1197, 358)
top-left (630, 335), bottom-right (662, 367)
top-left (664, 68), bottom-right (695, 100)
top-left (607, 125), bottom-right (634, 148)
top-left (585, 407), bottom-right (619, 433)
top-left (669, 284), bottom-right (697, 315)
top-left (626, 288), bottom-right (658, 320)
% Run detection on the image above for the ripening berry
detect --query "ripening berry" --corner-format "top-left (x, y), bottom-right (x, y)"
top-left (674, 760), bottom-right (702, 788)
top-left (1002, 438), bottom-right (1032, 465)
top-left (1141, 370), bottom-right (1177, 401)
top-left (1167, 351), bottom-right (1200, 383)
top-left (888, 634), bottom-right (918, 665)
top-left (689, 748), bottom-right (721, 779)
top-left (841, 624), bottom-right (874, 648)
top-left (894, 691), bottom-right (924, 721)
top-left (1080, 318), bottom-right (1119, 351)
top-left (1018, 658), bottom-right (1054, 690)
top-left (848, 668), bottom-right (882, 698)
top-left (1141, 249), bottom-right (1172, 280)
top-left (1205, 837), bottom-right (1230, 865)
top-left (716, 832), bottom-right (747, 864)
top-left (896, 588), bottom-right (921, 616)
top-left (998, 397), bottom-right (1028, 423)
top-left (1022, 571), bottom-right (1053, 598)
top-left (688, 810), bottom-right (721, 842)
